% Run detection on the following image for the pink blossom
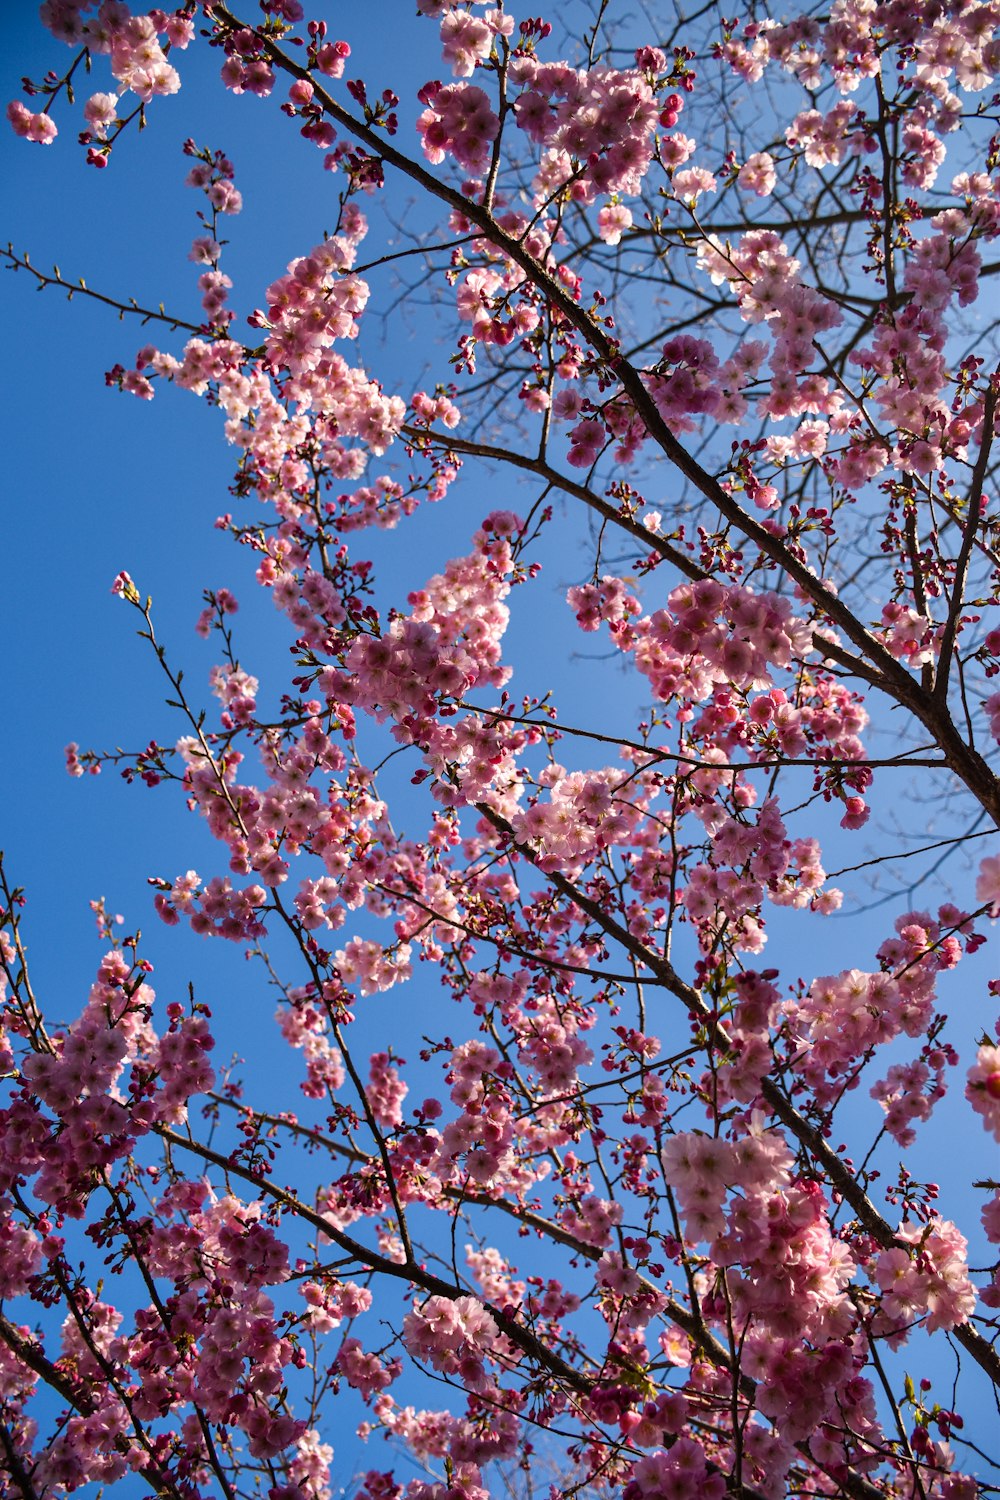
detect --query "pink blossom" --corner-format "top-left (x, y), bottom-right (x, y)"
top-left (597, 202), bottom-right (633, 244)
top-left (976, 853), bottom-right (1000, 915)
top-left (737, 151), bottom-right (777, 195)
top-left (8, 101), bottom-right (57, 143)
top-left (966, 1043), bottom-right (1000, 1140)
top-left (440, 11), bottom-right (493, 76)
top-left (189, 235), bottom-right (221, 264)
top-left (672, 166), bottom-right (717, 202)
top-left (82, 92), bottom-right (118, 137)
top-left (403, 1295), bottom-right (499, 1389)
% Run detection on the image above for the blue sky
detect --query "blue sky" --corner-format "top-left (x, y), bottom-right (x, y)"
top-left (4, 3), bottom-right (1000, 1493)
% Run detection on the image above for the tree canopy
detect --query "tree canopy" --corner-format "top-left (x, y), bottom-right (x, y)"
top-left (4, 2), bottom-right (1000, 1498)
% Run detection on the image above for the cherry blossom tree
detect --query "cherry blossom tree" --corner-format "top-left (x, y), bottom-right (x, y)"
top-left (5, 2), bottom-right (1000, 1498)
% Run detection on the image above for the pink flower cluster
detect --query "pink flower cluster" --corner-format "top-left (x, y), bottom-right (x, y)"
top-left (438, 8), bottom-right (497, 77)
top-left (976, 853), bottom-right (1000, 916)
top-left (878, 603), bottom-right (937, 667)
top-left (288, 1428), bottom-right (335, 1500)
top-left (659, 1124), bottom-right (881, 1447)
top-left (643, 334), bottom-right (768, 434)
top-left (966, 1040), bottom-right (1000, 1140)
top-left (326, 527), bottom-right (516, 760)
top-left (125, 204), bottom-right (410, 526)
top-left (185, 149), bottom-right (243, 217)
top-left (981, 1193), bottom-right (1000, 1308)
top-left (433, 1038), bottom-right (515, 1189)
top-left (785, 907), bottom-right (966, 1105)
top-left (682, 797), bottom-right (841, 957)
top-left (262, 234), bottom-right (369, 374)
top-left (630, 576), bottom-right (815, 700)
top-left (367, 1051), bottom-right (408, 1127)
top-left (6, 952), bottom-right (223, 1219)
top-left (155, 870), bottom-right (269, 942)
top-left (277, 993), bottom-right (346, 1098)
top-left (338, 1338), bottom-right (401, 1401)
top-left (786, 101), bottom-right (860, 168)
top-left (871, 1050), bottom-right (952, 1147)
top-left (37, 3), bottom-right (186, 104)
top-left (737, 150), bottom-right (777, 195)
top-left (513, 57), bottom-right (662, 206)
top-left (843, 225), bottom-right (985, 483)
top-left (624, 1438), bottom-right (726, 1500)
top-left (417, 81), bottom-right (499, 174)
top-left (402, 1294), bottom-right (500, 1391)
top-left (873, 1219), bottom-right (976, 1336)
top-left (722, 0), bottom-right (999, 113)
top-left (511, 762), bottom-right (655, 876)
top-left (150, 1008), bottom-right (216, 1124)
top-left (696, 230), bottom-right (842, 421)
top-left (301, 1276), bottom-right (372, 1333)
top-left (6, 100), bottom-right (58, 144)
top-left (559, 1194), bottom-right (623, 1248)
